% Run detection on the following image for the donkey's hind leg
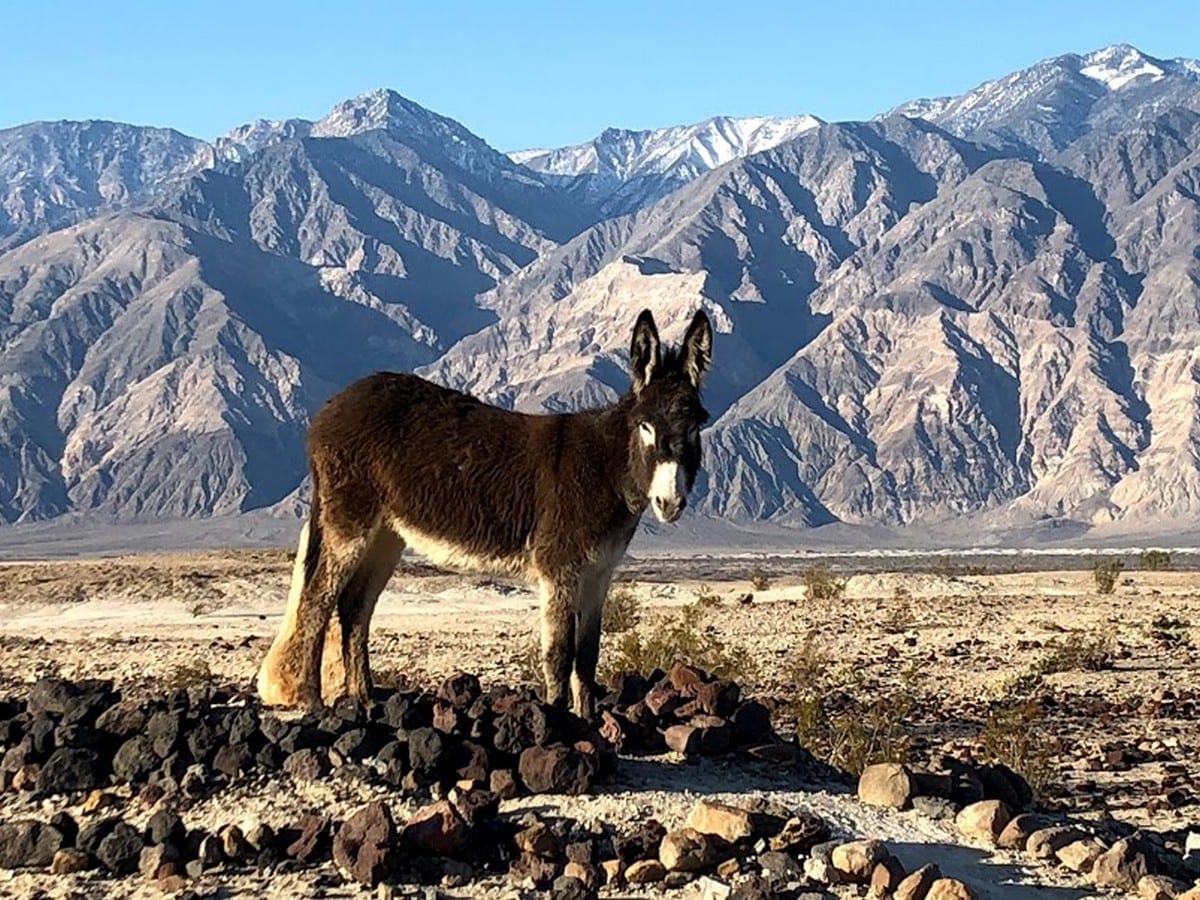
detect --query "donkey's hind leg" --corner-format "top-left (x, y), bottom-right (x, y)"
top-left (344, 530), bottom-right (404, 703)
top-left (539, 574), bottom-right (577, 710)
top-left (282, 529), bottom-right (371, 710)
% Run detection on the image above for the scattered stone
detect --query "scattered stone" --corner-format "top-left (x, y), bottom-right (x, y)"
top-left (515, 821), bottom-right (559, 858)
top-left (871, 855), bottom-right (907, 895)
top-left (687, 799), bottom-right (755, 844)
top-left (509, 851), bottom-right (559, 887)
top-left (760, 848), bottom-right (803, 885)
top-left (996, 813), bottom-right (1041, 850)
top-left (617, 820), bottom-right (667, 863)
top-left (139, 844), bottom-right (179, 879)
top-left (333, 801), bottom-right (397, 888)
top-left (0, 820), bottom-right (65, 869)
top-left (36, 747), bottom-right (105, 795)
top-left (1092, 836), bottom-right (1153, 891)
top-left (48, 811), bottom-right (77, 848)
top-left (625, 859), bottom-right (667, 884)
top-left (858, 762), bottom-right (915, 809)
top-left (769, 812), bottom-right (831, 854)
top-left (283, 748), bottom-right (328, 781)
top-left (895, 863), bottom-right (942, 900)
top-left (145, 810), bottom-right (186, 847)
top-left (563, 860), bottom-right (599, 889)
top-left (518, 744), bottom-right (593, 795)
top-left (1138, 874), bottom-right (1187, 900)
top-left (550, 874), bottom-right (597, 900)
top-left (50, 847), bottom-right (93, 874)
top-left (926, 877), bottom-right (976, 899)
top-left (600, 858), bottom-right (624, 885)
top-left (1027, 826), bottom-right (1086, 860)
top-left (402, 800), bottom-right (468, 857)
top-left (489, 768), bottom-right (518, 799)
top-left (1056, 838), bottom-right (1106, 873)
top-left (213, 743), bottom-right (252, 779)
top-left (113, 735), bottom-right (159, 783)
top-left (286, 814), bottom-right (332, 864)
top-left (955, 800), bottom-right (1010, 846)
top-left (831, 839), bottom-right (889, 884)
top-left (96, 822), bottom-right (144, 875)
top-left (659, 827), bottom-right (718, 872)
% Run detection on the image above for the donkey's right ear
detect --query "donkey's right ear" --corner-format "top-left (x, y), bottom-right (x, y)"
top-left (630, 309), bottom-right (661, 393)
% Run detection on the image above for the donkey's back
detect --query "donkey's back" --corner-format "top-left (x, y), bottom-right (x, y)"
top-left (309, 372), bottom-right (544, 566)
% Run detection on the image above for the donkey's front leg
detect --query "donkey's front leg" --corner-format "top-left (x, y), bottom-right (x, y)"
top-left (539, 576), bottom-right (577, 709)
top-left (571, 569), bottom-right (611, 720)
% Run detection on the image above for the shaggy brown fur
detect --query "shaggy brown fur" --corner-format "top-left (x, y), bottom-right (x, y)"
top-left (257, 308), bottom-right (713, 715)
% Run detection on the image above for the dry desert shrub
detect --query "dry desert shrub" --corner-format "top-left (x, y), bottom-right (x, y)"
top-left (601, 581), bottom-right (642, 634)
top-left (1140, 550), bottom-right (1172, 571)
top-left (165, 659), bottom-right (215, 690)
top-left (600, 604), bottom-right (756, 684)
top-left (1033, 631), bottom-right (1115, 675)
top-left (1092, 559), bottom-right (1124, 594)
top-left (749, 566), bottom-right (771, 591)
top-left (787, 632), bottom-right (917, 774)
top-left (802, 564), bottom-right (846, 601)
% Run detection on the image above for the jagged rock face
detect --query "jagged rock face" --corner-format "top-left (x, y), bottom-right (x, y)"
top-left (2, 47), bottom-right (1200, 536)
top-left (0, 121), bottom-right (207, 250)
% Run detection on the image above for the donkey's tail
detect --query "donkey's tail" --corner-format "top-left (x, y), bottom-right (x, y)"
top-left (256, 478), bottom-right (323, 704)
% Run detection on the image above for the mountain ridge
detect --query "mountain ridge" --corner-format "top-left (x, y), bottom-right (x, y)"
top-left (2, 44), bottom-right (1200, 541)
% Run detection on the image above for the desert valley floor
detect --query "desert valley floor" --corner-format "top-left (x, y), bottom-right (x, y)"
top-left (0, 548), bottom-right (1197, 898)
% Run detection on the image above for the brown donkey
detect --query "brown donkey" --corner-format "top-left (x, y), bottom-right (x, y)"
top-left (257, 308), bottom-right (713, 717)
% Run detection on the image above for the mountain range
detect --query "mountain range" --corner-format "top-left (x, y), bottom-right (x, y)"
top-left (2, 43), bottom-right (1199, 541)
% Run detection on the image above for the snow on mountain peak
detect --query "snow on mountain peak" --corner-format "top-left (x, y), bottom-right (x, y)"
top-left (1079, 44), bottom-right (1166, 90)
top-left (509, 113), bottom-right (821, 182)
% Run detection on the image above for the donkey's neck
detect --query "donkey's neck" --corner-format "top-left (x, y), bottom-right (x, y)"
top-left (588, 394), bottom-right (645, 516)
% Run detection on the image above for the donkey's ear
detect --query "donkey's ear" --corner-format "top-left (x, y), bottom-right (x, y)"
top-left (629, 309), bottom-right (661, 392)
top-left (682, 309), bottom-right (713, 387)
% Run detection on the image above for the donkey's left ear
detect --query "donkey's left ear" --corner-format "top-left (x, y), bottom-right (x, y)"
top-left (682, 309), bottom-right (713, 387)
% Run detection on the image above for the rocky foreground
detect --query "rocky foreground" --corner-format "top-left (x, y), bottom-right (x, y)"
top-left (1, 666), bottom-right (1199, 899)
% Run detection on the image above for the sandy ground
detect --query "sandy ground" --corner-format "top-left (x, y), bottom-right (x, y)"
top-left (1, 549), bottom-right (1198, 898)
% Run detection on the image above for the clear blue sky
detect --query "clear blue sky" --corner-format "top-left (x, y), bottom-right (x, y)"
top-left (2, 0), bottom-right (1197, 150)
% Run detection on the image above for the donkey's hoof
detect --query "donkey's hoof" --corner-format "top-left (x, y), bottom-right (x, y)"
top-left (257, 663), bottom-right (309, 708)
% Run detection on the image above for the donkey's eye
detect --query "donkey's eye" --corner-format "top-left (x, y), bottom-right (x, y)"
top-left (638, 422), bottom-right (656, 447)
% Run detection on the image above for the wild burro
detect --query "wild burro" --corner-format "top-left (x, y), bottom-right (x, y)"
top-left (258, 309), bottom-right (714, 717)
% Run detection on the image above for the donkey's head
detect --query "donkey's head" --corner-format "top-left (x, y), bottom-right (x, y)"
top-left (626, 308), bottom-right (713, 523)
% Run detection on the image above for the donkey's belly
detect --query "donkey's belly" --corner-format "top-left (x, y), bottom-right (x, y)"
top-left (388, 518), bottom-right (531, 579)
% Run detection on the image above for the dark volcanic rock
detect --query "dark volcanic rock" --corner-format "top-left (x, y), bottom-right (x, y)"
top-left (494, 701), bottom-right (555, 755)
top-left (48, 812), bottom-right (78, 848)
top-left (402, 800), bottom-right (469, 857)
top-left (145, 810), bottom-right (186, 848)
top-left (518, 745), bottom-right (593, 795)
top-left (213, 743), bottom-right (252, 779)
top-left (617, 820), bottom-right (668, 863)
top-left (112, 735), bottom-right (159, 783)
top-left (0, 820), bottom-right (65, 869)
top-left (408, 727), bottom-right (445, 776)
top-left (437, 673), bottom-right (482, 708)
top-left (96, 822), bottom-right (144, 874)
top-left (333, 801), bottom-right (397, 887)
top-left (77, 817), bottom-right (119, 856)
top-left (283, 748), bottom-right (329, 781)
top-left (36, 747), bottom-right (105, 795)
top-left (285, 814), bottom-right (332, 864)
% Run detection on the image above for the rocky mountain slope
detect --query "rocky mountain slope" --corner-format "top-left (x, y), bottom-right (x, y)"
top-left (2, 45), bottom-right (1200, 537)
